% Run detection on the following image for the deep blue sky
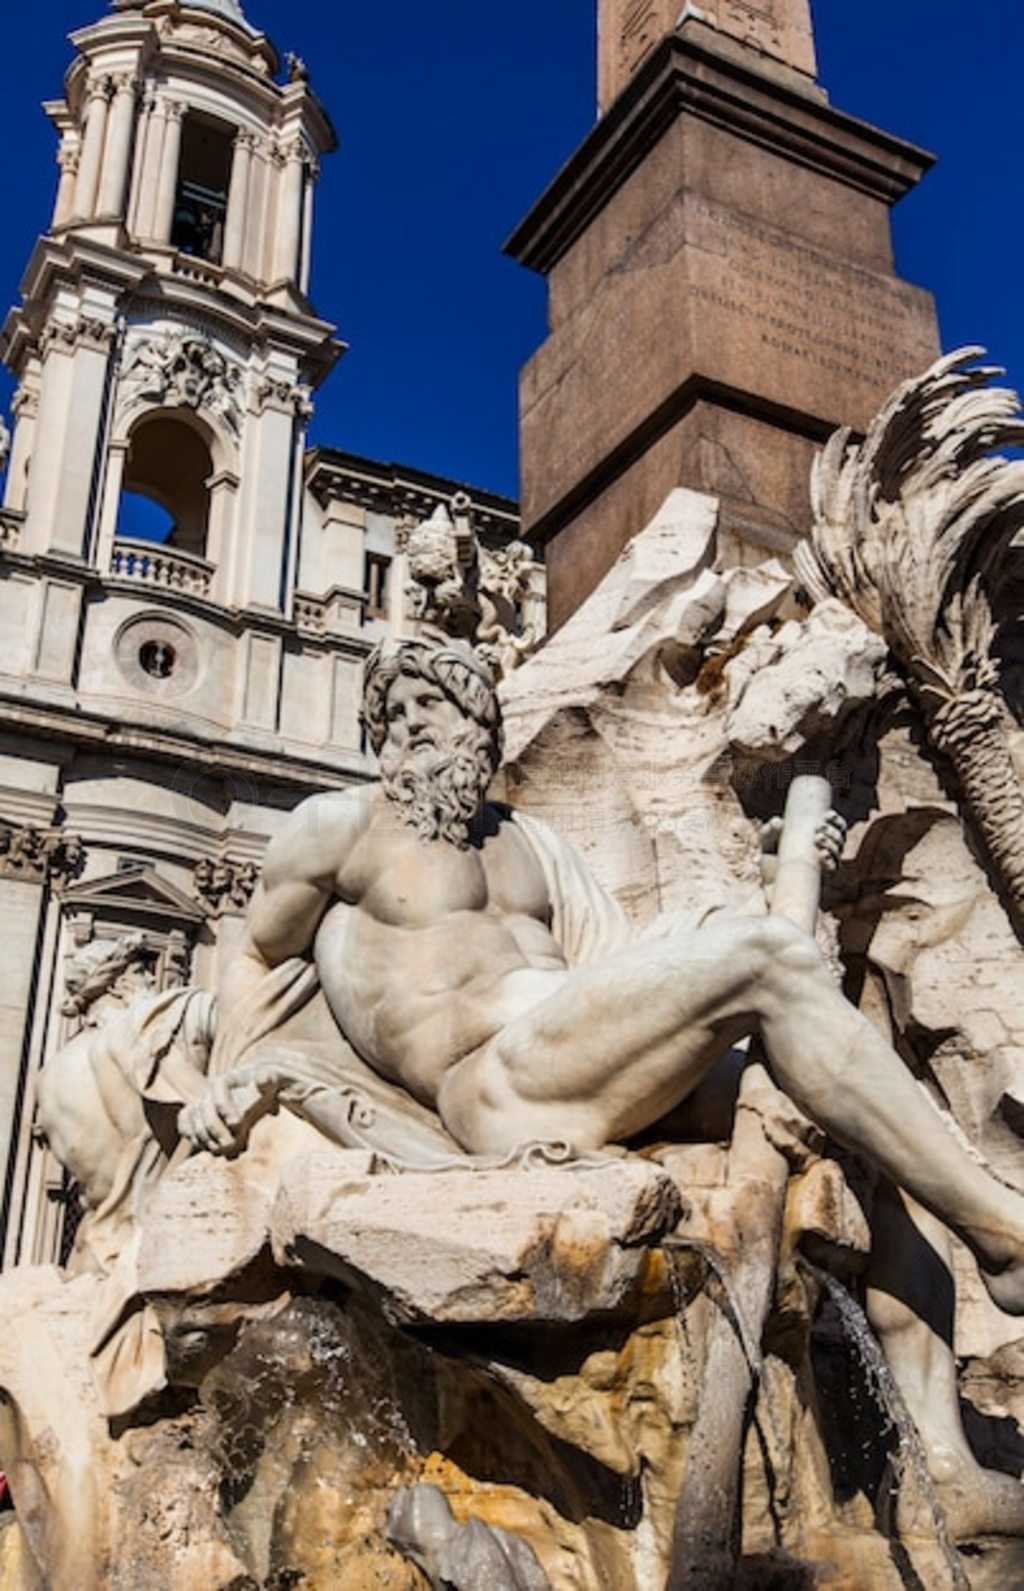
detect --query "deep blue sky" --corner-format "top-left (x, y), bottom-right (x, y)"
top-left (0, 2), bottom-right (1022, 500)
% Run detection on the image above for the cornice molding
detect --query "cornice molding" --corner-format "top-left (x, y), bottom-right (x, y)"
top-left (505, 27), bottom-right (936, 277)
top-left (0, 545), bottom-right (377, 663)
top-left (305, 450), bottom-right (520, 541)
top-left (520, 370), bottom-right (842, 548)
top-left (1, 238), bottom-right (343, 387)
top-left (62, 863), bottom-right (207, 924)
top-left (0, 690), bottom-right (371, 795)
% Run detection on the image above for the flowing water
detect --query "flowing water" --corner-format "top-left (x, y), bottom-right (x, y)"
top-left (813, 1268), bottom-right (969, 1591)
top-left (664, 1235), bottom-right (762, 1373)
top-left (664, 1236), bottom-right (792, 1530)
top-left (666, 1242), bottom-right (972, 1588)
top-left (201, 1294), bottom-right (418, 1583)
top-left (665, 1235), bottom-right (793, 1458)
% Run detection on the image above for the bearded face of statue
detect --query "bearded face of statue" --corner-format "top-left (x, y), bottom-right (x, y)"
top-left (378, 673), bottom-right (495, 848)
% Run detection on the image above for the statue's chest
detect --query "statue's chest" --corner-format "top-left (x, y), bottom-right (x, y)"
top-left (351, 831), bottom-right (489, 926)
top-left (343, 818), bottom-right (549, 930)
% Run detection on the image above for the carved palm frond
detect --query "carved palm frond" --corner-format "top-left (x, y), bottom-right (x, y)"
top-left (795, 348), bottom-right (1024, 922)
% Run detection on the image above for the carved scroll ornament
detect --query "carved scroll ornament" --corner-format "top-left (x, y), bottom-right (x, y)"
top-left (120, 331), bottom-right (242, 434)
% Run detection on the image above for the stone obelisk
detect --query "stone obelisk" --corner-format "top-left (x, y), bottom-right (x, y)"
top-left (507, 0), bottom-right (940, 629)
top-left (600, 0), bottom-right (817, 108)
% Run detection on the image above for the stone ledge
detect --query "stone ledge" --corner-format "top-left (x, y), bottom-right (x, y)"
top-left (270, 1152), bottom-right (685, 1325)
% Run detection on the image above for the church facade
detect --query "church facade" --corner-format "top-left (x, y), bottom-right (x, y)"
top-left (0, 0), bottom-right (529, 1266)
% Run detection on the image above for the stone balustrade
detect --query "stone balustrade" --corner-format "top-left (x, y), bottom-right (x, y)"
top-left (110, 537), bottom-right (214, 596)
top-left (170, 254), bottom-right (224, 289)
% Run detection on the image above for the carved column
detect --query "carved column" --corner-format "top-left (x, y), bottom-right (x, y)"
top-left (205, 469), bottom-right (239, 600)
top-left (243, 137), bottom-right (271, 281)
top-left (272, 137), bottom-right (305, 283)
top-left (395, 549), bottom-right (415, 636)
top-left (125, 95), bottom-right (148, 232)
top-left (0, 828), bottom-right (85, 1260)
top-left (93, 438), bottom-right (128, 576)
top-left (0, 871), bottom-right (48, 1258)
top-left (232, 374), bottom-right (300, 608)
top-left (4, 376), bottom-right (39, 513)
top-left (53, 142), bottom-right (79, 229)
top-left (153, 100), bottom-right (185, 244)
top-left (97, 72), bottom-right (138, 217)
top-left (299, 158), bottom-right (318, 294)
top-left (133, 98), bottom-right (165, 240)
top-left (221, 130), bottom-right (255, 271)
top-left (125, 92), bottom-right (158, 234)
top-left (73, 77), bottom-right (111, 220)
top-left (23, 319), bottom-right (117, 559)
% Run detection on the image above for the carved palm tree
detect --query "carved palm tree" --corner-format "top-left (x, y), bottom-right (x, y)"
top-left (795, 347), bottom-right (1024, 917)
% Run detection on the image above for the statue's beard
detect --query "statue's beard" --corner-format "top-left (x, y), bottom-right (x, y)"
top-left (380, 726), bottom-right (494, 848)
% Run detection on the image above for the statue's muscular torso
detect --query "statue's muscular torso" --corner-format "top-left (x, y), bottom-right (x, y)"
top-left (250, 789), bottom-right (567, 1107)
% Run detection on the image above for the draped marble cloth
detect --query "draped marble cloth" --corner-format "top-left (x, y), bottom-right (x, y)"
top-left (86, 809), bottom-right (717, 1416)
top-left (79, 986), bottom-right (216, 1417)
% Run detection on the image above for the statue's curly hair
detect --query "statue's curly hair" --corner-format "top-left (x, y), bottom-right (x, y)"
top-left (61, 932), bottom-right (152, 1018)
top-left (361, 638), bottom-right (503, 770)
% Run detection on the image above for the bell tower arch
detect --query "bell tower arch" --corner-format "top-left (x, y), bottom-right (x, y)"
top-left (0, 2), bottom-right (343, 1263)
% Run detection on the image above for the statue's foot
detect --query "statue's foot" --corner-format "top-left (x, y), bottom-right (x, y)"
top-left (980, 1257), bottom-right (1024, 1316)
top-left (931, 1457), bottom-right (1024, 1542)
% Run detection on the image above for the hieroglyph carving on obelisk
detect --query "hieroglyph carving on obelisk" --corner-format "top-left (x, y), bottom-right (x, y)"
top-left (598, 0), bottom-right (817, 110)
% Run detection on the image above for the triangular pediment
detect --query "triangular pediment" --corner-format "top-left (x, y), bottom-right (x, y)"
top-left (61, 865), bottom-right (207, 925)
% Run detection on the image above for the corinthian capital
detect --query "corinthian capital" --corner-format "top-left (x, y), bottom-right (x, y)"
top-left (279, 134), bottom-right (307, 165)
top-left (0, 826), bottom-right (86, 886)
top-left (192, 857), bottom-right (259, 916)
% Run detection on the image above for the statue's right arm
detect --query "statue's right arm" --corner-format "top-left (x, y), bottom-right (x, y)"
top-left (221, 789), bottom-right (372, 1004)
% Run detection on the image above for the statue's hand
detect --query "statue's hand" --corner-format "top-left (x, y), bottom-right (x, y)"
top-left (177, 1064), bottom-right (277, 1156)
top-left (814, 809), bottom-right (847, 873)
top-left (759, 808), bottom-right (845, 889)
top-left (759, 816), bottom-right (784, 856)
top-left (759, 817), bottom-right (784, 889)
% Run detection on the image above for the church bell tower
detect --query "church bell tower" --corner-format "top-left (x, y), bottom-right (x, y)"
top-left (0, 0), bottom-right (349, 1267)
top-left (2, 0), bottom-right (339, 612)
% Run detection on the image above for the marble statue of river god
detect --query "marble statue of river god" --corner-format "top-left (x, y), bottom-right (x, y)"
top-left (180, 635), bottom-right (1024, 1319)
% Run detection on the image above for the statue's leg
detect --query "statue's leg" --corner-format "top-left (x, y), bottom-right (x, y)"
top-left (867, 1180), bottom-right (1024, 1537)
top-left (437, 914), bottom-right (778, 1152)
top-left (438, 914), bottom-right (1024, 1309)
